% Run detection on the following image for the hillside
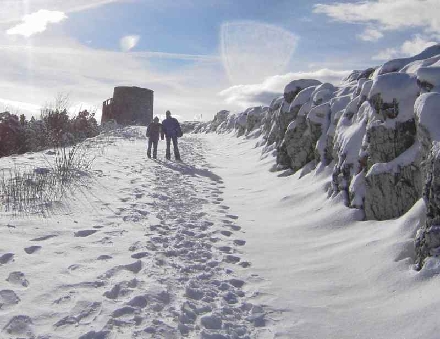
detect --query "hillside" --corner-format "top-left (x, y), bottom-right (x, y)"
top-left (1, 45), bottom-right (440, 339)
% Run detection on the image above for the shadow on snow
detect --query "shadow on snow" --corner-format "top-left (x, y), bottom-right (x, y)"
top-left (155, 159), bottom-right (222, 182)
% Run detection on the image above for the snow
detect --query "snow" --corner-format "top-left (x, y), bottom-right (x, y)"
top-left (308, 102), bottom-right (330, 124)
top-left (368, 73), bottom-right (419, 122)
top-left (400, 54), bottom-right (440, 74)
top-left (205, 133), bottom-right (439, 339)
top-left (1, 126), bottom-right (440, 338)
top-left (359, 79), bottom-right (373, 99)
top-left (269, 95), bottom-right (284, 110)
top-left (330, 94), bottom-right (351, 116)
top-left (374, 43), bottom-right (440, 76)
top-left (417, 66), bottom-right (440, 90)
top-left (415, 92), bottom-right (440, 141)
top-left (312, 83), bottom-right (336, 105)
top-left (284, 79), bottom-right (321, 95)
top-left (334, 101), bottom-right (370, 166)
top-left (367, 141), bottom-right (421, 176)
top-left (290, 86), bottom-right (317, 109)
top-left (235, 112), bottom-right (247, 128)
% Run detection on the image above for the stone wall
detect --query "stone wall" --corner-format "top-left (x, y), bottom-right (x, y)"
top-left (190, 44), bottom-right (440, 270)
top-left (101, 86), bottom-right (154, 126)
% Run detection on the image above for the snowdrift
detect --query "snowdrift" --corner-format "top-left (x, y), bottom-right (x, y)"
top-left (193, 44), bottom-right (440, 270)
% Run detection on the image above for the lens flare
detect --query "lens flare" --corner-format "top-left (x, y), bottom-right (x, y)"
top-left (220, 21), bottom-right (299, 85)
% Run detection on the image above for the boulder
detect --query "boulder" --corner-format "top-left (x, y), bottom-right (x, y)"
top-left (415, 93), bottom-right (440, 268)
top-left (363, 73), bottom-right (421, 219)
top-left (364, 143), bottom-right (422, 220)
top-left (245, 107), bottom-right (265, 133)
top-left (283, 79), bottom-right (321, 103)
top-left (210, 110), bottom-right (230, 132)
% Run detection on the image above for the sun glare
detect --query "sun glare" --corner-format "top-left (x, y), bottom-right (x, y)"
top-left (220, 21), bottom-right (299, 86)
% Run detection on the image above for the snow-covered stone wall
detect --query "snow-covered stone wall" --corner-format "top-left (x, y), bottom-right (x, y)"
top-left (191, 44), bottom-right (440, 269)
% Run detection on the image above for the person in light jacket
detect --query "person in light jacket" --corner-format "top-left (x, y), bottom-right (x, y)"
top-left (161, 110), bottom-right (182, 161)
top-left (146, 116), bottom-right (162, 159)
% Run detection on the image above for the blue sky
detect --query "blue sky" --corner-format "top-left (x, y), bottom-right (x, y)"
top-left (0, 0), bottom-right (438, 120)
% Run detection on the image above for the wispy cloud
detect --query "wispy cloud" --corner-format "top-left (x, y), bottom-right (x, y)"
top-left (0, 30), bottom-right (231, 120)
top-left (372, 47), bottom-right (398, 61)
top-left (372, 35), bottom-right (438, 60)
top-left (314, 0), bottom-right (440, 33)
top-left (131, 51), bottom-right (220, 62)
top-left (120, 35), bottom-right (140, 52)
top-left (219, 68), bottom-right (351, 108)
top-left (357, 27), bottom-right (383, 42)
top-left (6, 10), bottom-right (67, 37)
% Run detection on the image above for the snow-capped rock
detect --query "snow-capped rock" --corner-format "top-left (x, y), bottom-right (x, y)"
top-left (283, 79), bottom-right (322, 103)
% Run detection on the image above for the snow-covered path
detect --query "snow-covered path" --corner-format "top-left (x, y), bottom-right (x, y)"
top-left (0, 130), bottom-right (266, 338)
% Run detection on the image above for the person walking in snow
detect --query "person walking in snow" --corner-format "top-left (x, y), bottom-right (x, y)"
top-left (146, 116), bottom-right (162, 159)
top-left (161, 110), bottom-right (182, 161)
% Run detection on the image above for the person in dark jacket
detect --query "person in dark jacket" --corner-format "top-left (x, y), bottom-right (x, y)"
top-left (146, 116), bottom-right (162, 159)
top-left (161, 110), bottom-right (182, 161)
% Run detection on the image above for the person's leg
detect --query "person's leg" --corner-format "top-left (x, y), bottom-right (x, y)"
top-left (147, 138), bottom-right (152, 158)
top-left (172, 136), bottom-right (181, 160)
top-left (153, 140), bottom-right (158, 159)
top-left (166, 137), bottom-right (171, 160)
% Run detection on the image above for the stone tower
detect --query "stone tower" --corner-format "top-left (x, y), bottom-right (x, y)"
top-left (101, 86), bottom-right (154, 125)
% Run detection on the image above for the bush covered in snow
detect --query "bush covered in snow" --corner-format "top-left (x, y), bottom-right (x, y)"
top-left (0, 109), bottom-right (99, 158)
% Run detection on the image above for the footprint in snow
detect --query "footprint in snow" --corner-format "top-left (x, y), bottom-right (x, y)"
top-left (0, 253), bottom-right (14, 264)
top-left (224, 255), bottom-right (240, 264)
top-left (74, 230), bottom-right (98, 237)
top-left (6, 271), bottom-right (29, 287)
top-left (220, 230), bottom-right (232, 237)
top-left (0, 289), bottom-right (20, 309)
top-left (233, 240), bottom-right (246, 246)
top-left (97, 255), bottom-right (112, 260)
top-left (24, 246), bottom-right (41, 254)
top-left (30, 234), bottom-right (57, 241)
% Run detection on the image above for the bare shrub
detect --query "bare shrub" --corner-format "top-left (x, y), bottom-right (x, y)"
top-left (0, 143), bottom-right (95, 215)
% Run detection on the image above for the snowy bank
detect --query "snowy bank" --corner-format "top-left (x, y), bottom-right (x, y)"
top-left (193, 44), bottom-right (440, 270)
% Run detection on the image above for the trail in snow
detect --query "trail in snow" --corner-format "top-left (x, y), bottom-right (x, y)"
top-left (0, 130), bottom-right (267, 339)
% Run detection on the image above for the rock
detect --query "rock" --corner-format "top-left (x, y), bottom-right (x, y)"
top-left (245, 106), bottom-right (265, 133)
top-left (415, 92), bottom-right (440, 268)
top-left (200, 315), bottom-right (222, 329)
top-left (364, 144), bottom-right (422, 220)
top-left (210, 110), bottom-right (230, 132)
top-left (362, 72), bottom-right (421, 219)
top-left (284, 79), bottom-right (321, 103)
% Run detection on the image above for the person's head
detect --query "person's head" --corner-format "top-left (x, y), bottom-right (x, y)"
top-left (166, 110), bottom-right (171, 118)
top-left (153, 116), bottom-right (159, 123)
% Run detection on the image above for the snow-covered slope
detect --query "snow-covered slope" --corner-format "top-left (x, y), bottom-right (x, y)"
top-left (194, 43), bottom-right (440, 271)
top-left (0, 130), bottom-right (267, 338)
top-left (205, 132), bottom-right (439, 339)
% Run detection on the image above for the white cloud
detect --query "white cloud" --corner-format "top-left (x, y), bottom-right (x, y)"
top-left (0, 0), bottom-right (122, 23)
top-left (314, 0), bottom-right (440, 33)
top-left (0, 98), bottom-right (41, 116)
top-left (6, 9), bottom-right (67, 37)
top-left (372, 47), bottom-right (398, 61)
top-left (0, 30), bottom-right (231, 121)
top-left (373, 35), bottom-right (438, 60)
top-left (400, 35), bottom-right (438, 56)
top-left (120, 35), bottom-right (140, 52)
top-left (219, 68), bottom-right (352, 108)
top-left (131, 51), bottom-right (220, 62)
top-left (357, 27), bottom-right (383, 42)
top-left (220, 21), bottom-right (299, 85)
